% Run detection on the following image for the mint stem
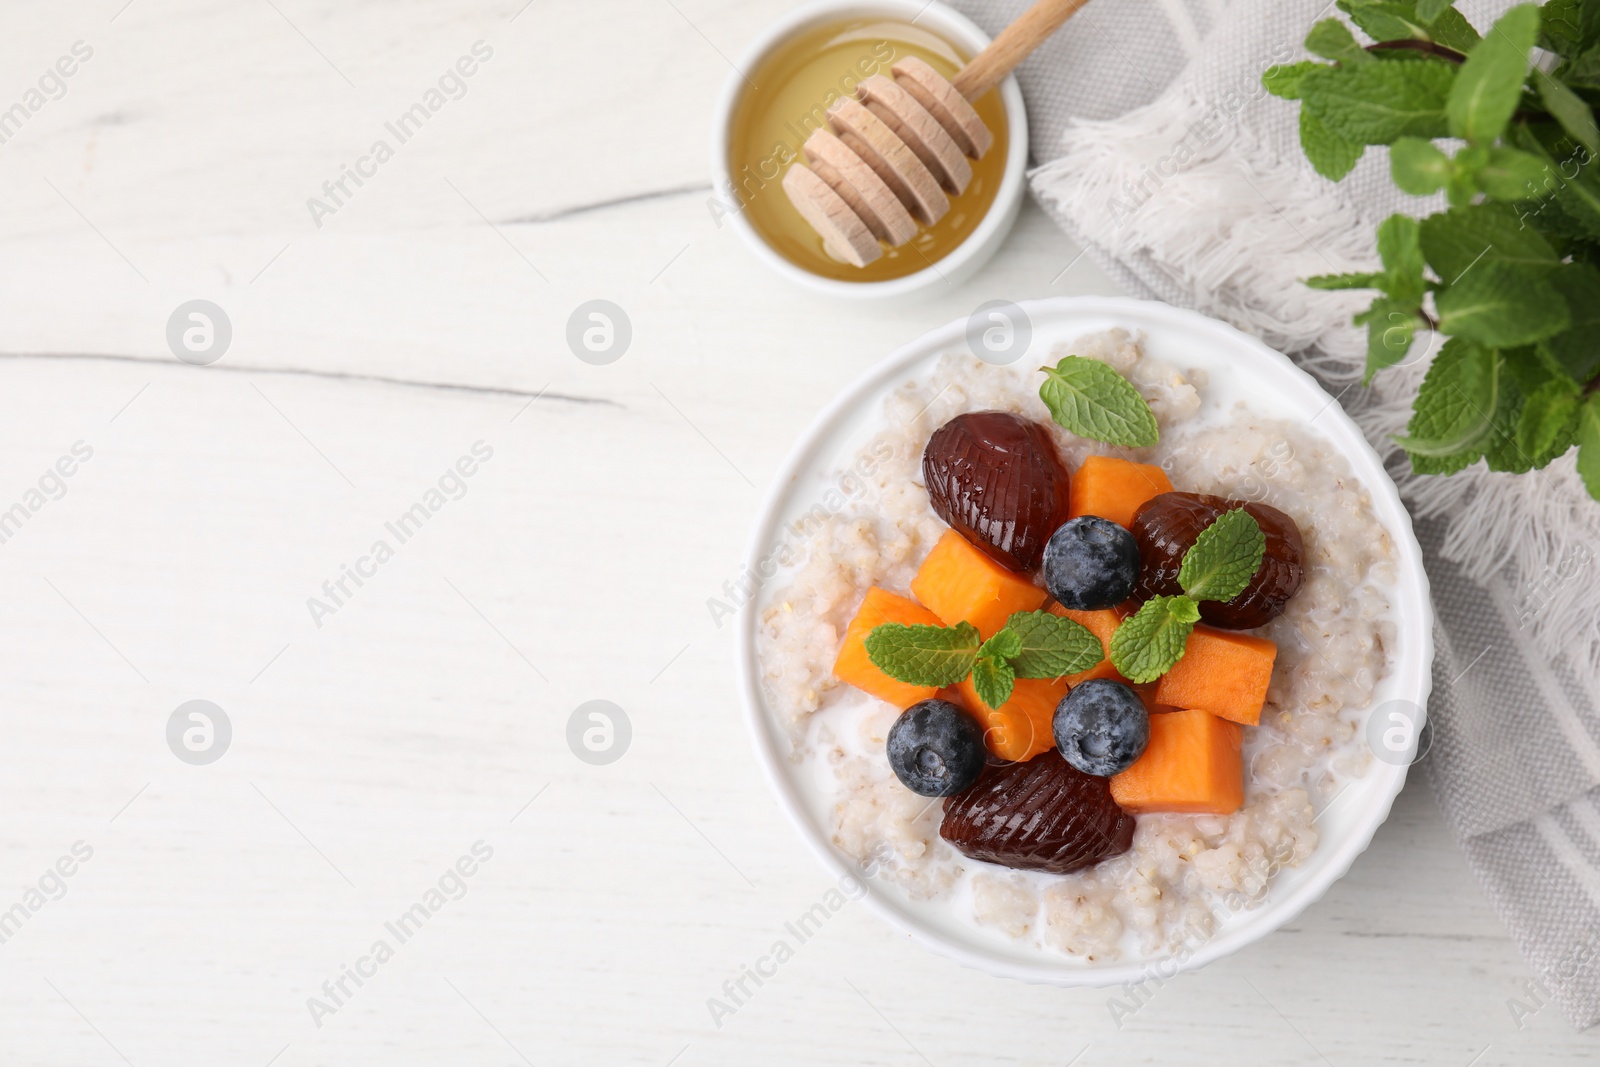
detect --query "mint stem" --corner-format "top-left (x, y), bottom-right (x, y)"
top-left (1365, 40), bottom-right (1466, 63)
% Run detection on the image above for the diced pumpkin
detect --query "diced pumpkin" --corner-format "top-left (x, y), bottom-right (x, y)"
top-left (911, 528), bottom-right (1046, 639)
top-left (1068, 455), bottom-right (1173, 529)
top-left (1046, 602), bottom-right (1128, 685)
top-left (1111, 708), bottom-right (1243, 814)
top-left (833, 587), bottom-right (946, 708)
top-left (1154, 625), bottom-right (1278, 726)
top-left (954, 674), bottom-right (1066, 762)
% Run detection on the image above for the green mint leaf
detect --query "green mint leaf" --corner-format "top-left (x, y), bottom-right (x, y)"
top-left (1264, 61), bottom-right (1325, 100)
top-left (1414, 0), bottom-right (1452, 22)
top-left (1376, 213), bottom-right (1427, 303)
top-left (1516, 377), bottom-right (1582, 465)
top-left (1539, 0), bottom-right (1588, 57)
top-left (1390, 136), bottom-right (1453, 195)
top-left (1418, 203), bottom-right (1558, 282)
top-left (977, 627), bottom-right (1022, 662)
top-left (1564, 45), bottom-right (1600, 89)
top-left (1305, 271), bottom-right (1386, 290)
top-left (1578, 395), bottom-right (1600, 501)
top-left (1004, 611), bottom-right (1104, 680)
top-left (1447, 5), bottom-right (1539, 144)
top-left (1544, 263), bottom-right (1600, 382)
top-left (1302, 58), bottom-right (1456, 145)
top-left (863, 620), bottom-right (980, 687)
top-left (1110, 596), bottom-right (1201, 685)
top-left (1435, 261), bottom-right (1572, 347)
top-left (1511, 125), bottom-right (1600, 240)
top-left (1307, 18), bottom-right (1373, 64)
top-left (1396, 337), bottom-right (1500, 463)
top-left (1473, 147), bottom-right (1548, 202)
top-left (1341, 1), bottom-right (1481, 52)
top-left (1299, 105), bottom-right (1366, 179)
top-left (1038, 356), bottom-right (1159, 448)
top-left (1482, 363), bottom-right (1534, 473)
top-left (1536, 70), bottom-right (1600, 157)
top-left (971, 654), bottom-right (1016, 710)
top-left (1178, 508), bottom-right (1267, 603)
top-left (1359, 297), bottom-right (1426, 383)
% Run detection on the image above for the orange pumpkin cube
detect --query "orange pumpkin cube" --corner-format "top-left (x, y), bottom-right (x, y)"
top-left (1068, 455), bottom-right (1173, 529)
top-left (832, 587), bottom-right (946, 708)
top-left (953, 674), bottom-right (1067, 762)
top-left (1111, 708), bottom-right (1243, 814)
top-left (911, 529), bottom-right (1046, 639)
top-left (1155, 625), bottom-right (1278, 726)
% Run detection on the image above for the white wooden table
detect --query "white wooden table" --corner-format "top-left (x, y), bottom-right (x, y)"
top-left (0, 1), bottom-right (1592, 1062)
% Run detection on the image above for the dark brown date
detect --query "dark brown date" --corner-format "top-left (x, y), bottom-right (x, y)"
top-left (1130, 491), bottom-right (1304, 629)
top-left (940, 749), bottom-right (1136, 875)
top-left (922, 411), bottom-right (1069, 573)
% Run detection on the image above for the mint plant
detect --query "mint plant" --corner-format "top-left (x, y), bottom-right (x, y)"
top-left (1264, 0), bottom-right (1600, 497)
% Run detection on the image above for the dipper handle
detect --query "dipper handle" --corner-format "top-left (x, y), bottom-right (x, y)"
top-left (950, 0), bottom-right (1091, 101)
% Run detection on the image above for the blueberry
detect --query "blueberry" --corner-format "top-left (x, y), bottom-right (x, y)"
top-left (887, 699), bottom-right (987, 797)
top-left (1043, 516), bottom-right (1140, 610)
top-left (1053, 679), bottom-right (1150, 777)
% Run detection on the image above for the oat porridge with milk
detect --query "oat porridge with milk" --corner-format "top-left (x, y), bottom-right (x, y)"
top-left (754, 329), bottom-right (1397, 961)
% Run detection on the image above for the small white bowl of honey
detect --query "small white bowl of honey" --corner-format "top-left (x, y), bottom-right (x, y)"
top-left (711, 0), bottom-right (1031, 300)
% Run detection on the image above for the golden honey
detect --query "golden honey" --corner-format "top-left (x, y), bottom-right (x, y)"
top-left (725, 19), bottom-right (1010, 283)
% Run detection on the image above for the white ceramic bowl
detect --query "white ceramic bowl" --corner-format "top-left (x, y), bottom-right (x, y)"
top-left (709, 0), bottom-right (1029, 300)
top-left (736, 297), bottom-right (1435, 984)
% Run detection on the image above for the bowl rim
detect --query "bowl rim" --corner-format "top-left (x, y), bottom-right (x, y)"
top-left (733, 296), bottom-right (1435, 985)
top-left (708, 0), bottom-right (1030, 300)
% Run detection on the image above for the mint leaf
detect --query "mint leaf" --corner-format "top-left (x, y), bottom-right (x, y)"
top-left (1307, 18), bottom-right (1373, 64)
top-left (1447, 5), bottom-right (1539, 144)
top-left (1415, 0), bottom-right (1452, 21)
top-left (1473, 147), bottom-right (1548, 201)
top-left (1540, 0), bottom-right (1588, 56)
top-left (1545, 263), bottom-right (1600, 381)
top-left (971, 654), bottom-right (1015, 710)
top-left (977, 627), bottom-right (1021, 662)
top-left (1376, 212), bottom-right (1427, 303)
top-left (1302, 58), bottom-right (1456, 144)
top-left (864, 620), bottom-right (980, 687)
top-left (1578, 395), bottom-right (1600, 500)
top-left (1341, 1), bottom-right (1481, 52)
top-left (1359, 297), bottom-right (1427, 382)
top-left (1109, 596), bottom-right (1201, 685)
top-left (1391, 136), bottom-right (1453, 195)
top-left (1178, 508), bottom-right (1267, 603)
top-left (1264, 61), bottom-right (1324, 100)
top-left (1516, 377), bottom-right (1582, 464)
top-left (1396, 337), bottom-right (1500, 462)
top-left (1536, 70), bottom-right (1600, 157)
top-left (1004, 611), bottom-right (1104, 680)
top-left (1512, 125), bottom-right (1600, 239)
top-left (1436, 261), bottom-right (1572, 347)
top-left (1305, 271), bottom-right (1386, 290)
top-left (1038, 356), bottom-right (1159, 447)
top-left (1419, 203), bottom-right (1558, 282)
top-left (1299, 106), bottom-right (1366, 179)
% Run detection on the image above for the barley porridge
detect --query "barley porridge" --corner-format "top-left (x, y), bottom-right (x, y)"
top-left (754, 328), bottom-right (1396, 961)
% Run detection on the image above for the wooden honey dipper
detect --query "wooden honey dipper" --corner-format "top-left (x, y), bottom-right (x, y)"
top-left (782, 0), bottom-right (1089, 267)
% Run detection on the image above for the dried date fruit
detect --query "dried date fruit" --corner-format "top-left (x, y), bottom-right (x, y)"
top-left (1130, 492), bottom-right (1304, 629)
top-left (922, 411), bottom-right (1069, 572)
top-left (939, 749), bottom-right (1136, 874)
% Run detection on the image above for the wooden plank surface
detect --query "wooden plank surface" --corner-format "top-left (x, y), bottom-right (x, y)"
top-left (0, 0), bottom-right (1592, 1062)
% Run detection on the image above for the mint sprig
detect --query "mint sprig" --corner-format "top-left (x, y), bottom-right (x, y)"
top-left (864, 609), bottom-right (1102, 709)
top-left (1263, 2), bottom-right (1600, 501)
top-left (1037, 356), bottom-right (1159, 448)
top-left (1109, 508), bottom-right (1266, 683)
